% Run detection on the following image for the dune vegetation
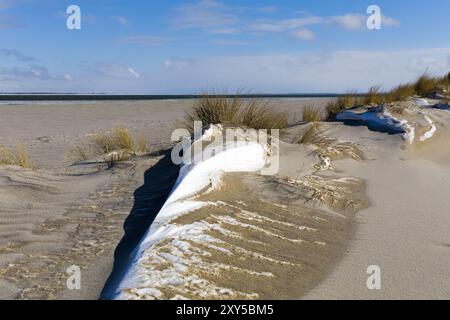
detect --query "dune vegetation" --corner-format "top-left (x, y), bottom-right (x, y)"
top-left (0, 144), bottom-right (32, 168)
top-left (326, 72), bottom-right (450, 120)
top-left (302, 105), bottom-right (324, 122)
top-left (69, 126), bottom-right (150, 164)
top-left (185, 91), bottom-right (288, 131)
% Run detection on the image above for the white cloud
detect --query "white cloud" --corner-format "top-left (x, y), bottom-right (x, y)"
top-left (127, 68), bottom-right (140, 78)
top-left (97, 64), bottom-right (141, 79)
top-left (0, 64), bottom-right (69, 81)
top-left (4, 48), bottom-right (448, 94)
top-left (164, 59), bottom-right (194, 69)
top-left (291, 28), bottom-right (315, 41)
top-left (331, 14), bottom-right (366, 30)
top-left (331, 13), bottom-right (400, 30)
top-left (250, 16), bottom-right (322, 33)
top-left (170, 0), bottom-right (239, 31)
top-left (112, 16), bottom-right (129, 27)
top-left (382, 15), bottom-right (400, 27)
top-left (152, 48), bottom-right (450, 93)
top-left (169, 2), bottom-right (399, 40)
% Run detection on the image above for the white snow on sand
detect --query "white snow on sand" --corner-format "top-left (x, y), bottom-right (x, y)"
top-left (113, 125), bottom-right (270, 299)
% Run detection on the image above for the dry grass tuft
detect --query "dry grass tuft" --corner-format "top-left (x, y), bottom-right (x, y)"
top-left (326, 91), bottom-right (362, 120)
top-left (16, 144), bottom-right (30, 168)
top-left (384, 83), bottom-right (416, 102)
top-left (415, 73), bottom-right (438, 96)
top-left (185, 91), bottom-right (288, 131)
top-left (68, 145), bottom-right (90, 162)
top-left (135, 134), bottom-right (150, 155)
top-left (326, 71), bottom-right (450, 120)
top-left (0, 144), bottom-right (33, 168)
top-left (302, 106), bottom-right (323, 122)
top-left (68, 126), bottom-right (150, 163)
top-left (297, 123), bottom-right (322, 144)
top-left (363, 86), bottom-right (383, 105)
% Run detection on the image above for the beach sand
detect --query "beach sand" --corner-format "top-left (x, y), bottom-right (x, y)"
top-left (305, 124), bottom-right (450, 299)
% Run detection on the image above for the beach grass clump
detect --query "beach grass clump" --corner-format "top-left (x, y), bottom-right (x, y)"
top-left (134, 134), bottom-right (149, 155)
top-left (298, 123), bottom-right (322, 144)
top-left (68, 126), bottom-right (150, 163)
top-left (326, 92), bottom-right (361, 120)
top-left (92, 126), bottom-right (148, 155)
top-left (384, 83), bottom-right (416, 102)
top-left (327, 71), bottom-right (450, 120)
top-left (186, 91), bottom-right (288, 131)
top-left (414, 73), bottom-right (439, 96)
top-left (0, 147), bottom-right (16, 165)
top-left (363, 86), bottom-right (383, 105)
top-left (0, 144), bottom-right (32, 168)
top-left (112, 126), bottom-right (134, 151)
top-left (302, 106), bottom-right (323, 122)
top-left (68, 145), bottom-right (91, 162)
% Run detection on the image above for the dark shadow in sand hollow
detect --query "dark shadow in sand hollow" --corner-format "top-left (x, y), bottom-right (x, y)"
top-left (100, 150), bottom-right (179, 300)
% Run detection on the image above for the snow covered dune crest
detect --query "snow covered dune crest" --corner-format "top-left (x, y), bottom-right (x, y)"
top-left (112, 123), bottom-right (369, 300)
top-left (113, 125), bottom-right (271, 299)
top-left (335, 98), bottom-right (446, 145)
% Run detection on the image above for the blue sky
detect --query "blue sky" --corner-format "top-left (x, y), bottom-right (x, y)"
top-left (1, 0), bottom-right (450, 93)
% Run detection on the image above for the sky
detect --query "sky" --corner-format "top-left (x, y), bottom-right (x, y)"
top-left (1, 0), bottom-right (450, 94)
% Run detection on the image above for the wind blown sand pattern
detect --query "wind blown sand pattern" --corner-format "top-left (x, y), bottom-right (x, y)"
top-left (0, 159), bottom-right (160, 299)
top-left (114, 126), bottom-right (368, 300)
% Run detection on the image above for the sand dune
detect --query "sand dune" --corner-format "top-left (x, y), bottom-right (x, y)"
top-left (0, 99), bottom-right (328, 299)
top-left (1, 97), bottom-right (450, 300)
top-left (306, 104), bottom-right (450, 299)
top-left (112, 122), bottom-right (368, 299)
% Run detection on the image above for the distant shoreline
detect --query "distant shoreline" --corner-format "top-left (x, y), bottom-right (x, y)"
top-left (0, 93), bottom-right (345, 101)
